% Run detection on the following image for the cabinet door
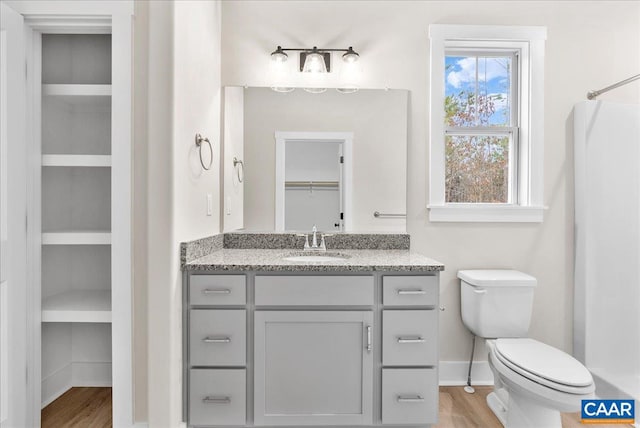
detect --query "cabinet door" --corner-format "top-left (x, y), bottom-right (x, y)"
top-left (254, 311), bottom-right (373, 426)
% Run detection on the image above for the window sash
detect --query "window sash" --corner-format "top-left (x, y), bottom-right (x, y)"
top-left (444, 128), bottom-right (519, 204)
top-left (444, 49), bottom-right (519, 128)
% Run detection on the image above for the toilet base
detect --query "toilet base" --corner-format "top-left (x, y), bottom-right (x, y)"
top-left (487, 390), bottom-right (508, 426)
top-left (487, 387), bottom-right (562, 428)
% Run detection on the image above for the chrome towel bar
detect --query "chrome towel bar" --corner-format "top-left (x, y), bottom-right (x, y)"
top-left (373, 211), bottom-right (406, 218)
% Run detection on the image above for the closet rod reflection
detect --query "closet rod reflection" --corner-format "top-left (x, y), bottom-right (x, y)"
top-left (285, 181), bottom-right (339, 189)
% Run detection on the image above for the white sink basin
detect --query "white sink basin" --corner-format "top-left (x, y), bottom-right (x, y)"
top-left (283, 253), bottom-right (349, 262)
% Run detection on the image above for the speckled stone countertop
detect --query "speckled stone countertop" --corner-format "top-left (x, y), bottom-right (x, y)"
top-left (183, 248), bottom-right (444, 272)
top-left (181, 232), bottom-right (444, 272)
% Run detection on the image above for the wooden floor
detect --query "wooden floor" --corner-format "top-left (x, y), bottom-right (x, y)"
top-left (43, 386), bottom-right (630, 428)
top-left (42, 387), bottom-right (112, 428)
top-left (436, 386), bottom-right (632, 428)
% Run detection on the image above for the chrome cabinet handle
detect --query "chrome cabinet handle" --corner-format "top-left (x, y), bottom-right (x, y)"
top-left (397, 336), bottom-right (425, 343)
top-left (397, 395), bottom-right (424, 403)
top-left (202, 288), bottom-right (231, 294)
top-left (203, 336), bottom-right (231, 343)
top-left (203, 396), bottom-right (231, 404)
top-left (397, 289), bottom-right (426, 295)
top-left (366, 325), bottom-right (372, 352)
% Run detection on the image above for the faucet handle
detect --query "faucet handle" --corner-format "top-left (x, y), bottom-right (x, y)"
top-left (319, 233), bottom-right (334, 251)
top-left (296, 233), bottom-right (310, 250)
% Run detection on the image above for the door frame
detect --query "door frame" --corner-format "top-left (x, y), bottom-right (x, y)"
top-left (0, 2), bottom-right (29, 426)
top-left (6, 2), bottom-right (134, 426)
top-left (274, 131), bottom-right (353, 232)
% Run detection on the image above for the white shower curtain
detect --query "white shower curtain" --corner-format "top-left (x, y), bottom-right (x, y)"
top-left (574, 100), bottom-right (640, 404)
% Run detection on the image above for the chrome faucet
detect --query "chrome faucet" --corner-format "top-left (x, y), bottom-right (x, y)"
top-left (311, 225), bottom-right (318, 249)
top-left (297, 225), bottom-right (330, 252)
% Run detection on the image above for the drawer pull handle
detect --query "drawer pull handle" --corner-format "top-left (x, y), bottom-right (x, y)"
top-left (203, 336), bottom-right (231, 343)
top-left (397, 395), bottom-right (424, 403)
top-left (203, 396), bottom-right (231, 404)
top-left (397, 289), bottom-right (426, 295)
top-left (397, 336), bottom-right (425, 344)
top-left (202, 288), bottom-right (231, 294)
top-left (366, 325), bottom-right (372, 352)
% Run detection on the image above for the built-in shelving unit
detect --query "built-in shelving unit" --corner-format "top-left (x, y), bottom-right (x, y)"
top-left (42, 290), bottom-right (111, 323)
top-left (42, 83), bottom-right (112, 96)
top-left (42, 155), bottom-right (111, 167)
top-left (40, 33), bottom-right (114, 409)
top-left (41, 232), bottom-right (112, 245)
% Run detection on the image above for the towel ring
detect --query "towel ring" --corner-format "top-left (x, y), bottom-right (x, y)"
top-left (233, 157), bottom-right (244, 183)
top-left (195, 133), bottom-right (213, 170)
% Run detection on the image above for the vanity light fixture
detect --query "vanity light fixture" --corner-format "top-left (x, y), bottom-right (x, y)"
top-left (336, 87), bottom-right (359, 94)
top-left (303, 87), bottom-right (327, 94)
top-left (270, 86), bottom-right (296, 93)
top-left (270, 45), bottom-right (360, 73)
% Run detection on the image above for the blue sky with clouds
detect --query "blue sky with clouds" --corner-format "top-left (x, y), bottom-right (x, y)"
top-left (445, 55), bottom-right (511, 125)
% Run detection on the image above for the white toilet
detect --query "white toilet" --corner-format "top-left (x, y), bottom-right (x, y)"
top-left (458, 269), bottom-right (595, 428)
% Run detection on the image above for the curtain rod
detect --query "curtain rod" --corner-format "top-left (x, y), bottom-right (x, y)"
top-left (587, 74), bottom-right (640, 100)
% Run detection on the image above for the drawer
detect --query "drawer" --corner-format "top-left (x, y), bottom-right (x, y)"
top-left (255, 276), bottom-right (374, 306)
top-left (190, 275), bottom-right (246, 306)
top-left (382, 368), bottom-right (437, 425)
top-left (189, 368), bottom-right (246, 426)
top-left (190, 310), bottom-right (246, 366)
top-left (383, 310), bottom-right (437, 366)
top-left (383, 275), bottom-right (438, 306)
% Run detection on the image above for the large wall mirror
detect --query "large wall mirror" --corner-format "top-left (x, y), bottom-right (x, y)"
top-left (223, 87), bottom-right (408, 233)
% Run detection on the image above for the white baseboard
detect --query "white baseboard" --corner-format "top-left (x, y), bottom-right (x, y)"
top-left (439, 360), bottom-right (494, 386)
top-left (41, 361), bottom-right (112, 408)
top-left (41, 363), bottom-right (73, 408)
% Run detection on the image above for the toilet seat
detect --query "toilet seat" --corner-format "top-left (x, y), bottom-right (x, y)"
top-left (494, 338), bottom-right (594, 395)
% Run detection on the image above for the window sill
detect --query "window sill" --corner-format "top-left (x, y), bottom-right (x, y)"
top-left (428, 204), bottom-right (545, 223)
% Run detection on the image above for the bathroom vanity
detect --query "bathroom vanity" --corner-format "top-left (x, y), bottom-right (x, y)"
top-left (181, 233), bottom-right (444, 428)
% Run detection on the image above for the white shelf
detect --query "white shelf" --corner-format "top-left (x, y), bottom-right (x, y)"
top-left (42, 290), bottom-right (111, 323)
top-left (42, 84), bottom-right (111, 106)
top-left (42, 231), bottom-right (111, 245)
top-left (42, 154), bottom-right (111, 167)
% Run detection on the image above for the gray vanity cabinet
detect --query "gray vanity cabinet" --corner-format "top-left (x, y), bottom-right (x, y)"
top-left (254, 311), bottom-right (374, 426)
top-left (184, 270), bottom-right (440, 428)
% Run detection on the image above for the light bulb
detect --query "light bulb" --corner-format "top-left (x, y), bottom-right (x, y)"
top-left (303, 49), bottom-right (327, 73)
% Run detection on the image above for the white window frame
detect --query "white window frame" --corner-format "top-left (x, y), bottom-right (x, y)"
top-left (428, 25), bottom-right (546, 222)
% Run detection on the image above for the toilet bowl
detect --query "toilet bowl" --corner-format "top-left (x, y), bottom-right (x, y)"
top-left (458, 270), bottom-right (595, 428)
top-left (486, 338), bottom-right (595, 427)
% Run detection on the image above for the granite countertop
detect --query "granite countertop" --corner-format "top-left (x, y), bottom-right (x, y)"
top-left (183, 248), bottom-right (444, 272)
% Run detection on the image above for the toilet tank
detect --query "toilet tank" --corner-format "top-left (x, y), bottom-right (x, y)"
top-left (458, 270), bottom-right (537, 338)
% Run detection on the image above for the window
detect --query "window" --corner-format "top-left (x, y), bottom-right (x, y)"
top-left (428, 25), bottom-right (546, 222)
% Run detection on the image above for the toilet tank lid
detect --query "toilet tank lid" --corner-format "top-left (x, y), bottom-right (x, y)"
top-left (457, 269), bottom-right (537, 287)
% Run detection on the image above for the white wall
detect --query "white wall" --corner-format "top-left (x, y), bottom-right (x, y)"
top-left (136, 0), bottom-right (222, 424)
top-left (133, 0), bottom-right (149, 422)
top-left (221, 0), bottom-right (640, 367)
